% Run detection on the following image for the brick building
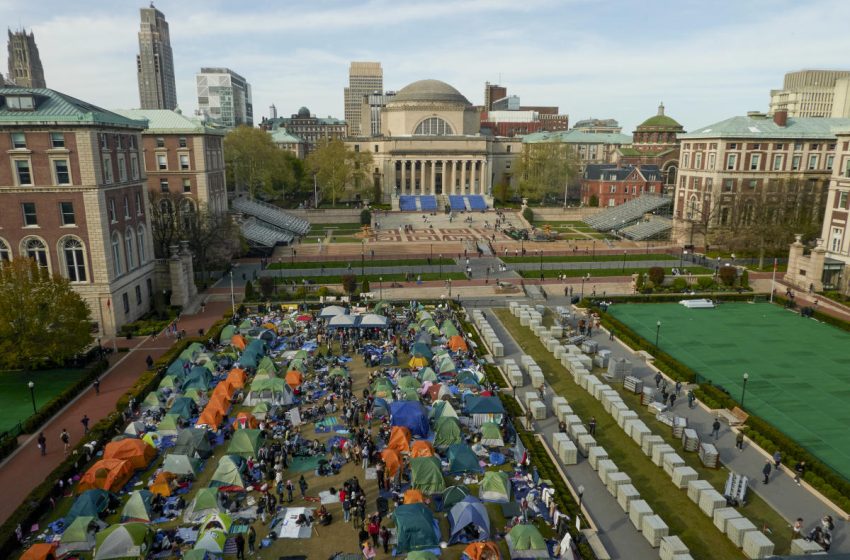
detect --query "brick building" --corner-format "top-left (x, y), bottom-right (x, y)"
top-left (260, 107), bottom-right (346, 155)
top-left (617, 104), bottom-right (684, 192)
top-left (580, 164), bottom-right (663, 207)
top-left (0, 87), bottom-right (157, 336)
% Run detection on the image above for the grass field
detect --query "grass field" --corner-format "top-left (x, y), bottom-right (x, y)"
top-left (0, 369), bottom-right (90, 433)
top-left (517, 266), bottom-right (712, 279)
top-left (276, 272), bottom-right (467, 285)
top-left (268, 258), bottom-right (454, 270)
top-left (503, 253), bottom-right (676, 264)
top-left (608, 302), bottom-right (850, 481)
top-left (494, 309), bottom-right (792, 558)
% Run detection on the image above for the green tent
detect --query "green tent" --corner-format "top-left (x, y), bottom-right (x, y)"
top-left (294, 349), bottom-right (308, 359)
top-left (61, 515), bottom-right (103, 552)
top-left (194, 529), bottom-right (227, 554)
top-left (226, 429), bottom-right (263, 458)
top-left (441, 485), bottom-right (471, 511)
top-left (219, 324), bottom-right (236, 344)
top-left (94, 523), bottom-right (153, 560)
top-left (183, 488), bottom-right (221, 523)
top-left (179, 342), bottom-right (204, 362)
top-left (172, 428), bottom-right (213, 459)
top-left (480, 422), bottom-right (504, 446)
top-left (121, 490), bottom-right (153, 522)
top-left (162, 454), bottom-right (201, 477)
top-left (257, 356), bottom-right (277, 374)
top-left (157, 376), bottom-right (177, 390)
top-left (140, 392), bottom-right (160, 411)
top-left (479, 471), bottom-right (511, 503)
top-left (433, 416), bottom-right (462, 449)
top-left (440, 320), bottom-right (459, 337)
top-left (436, 357), bottom-right (456, 374)
top-left (371, 378), bottom-right (394, 398)
top-left (447, 444), bottom-right (483, 474)
top-left (238, 319), bottom-right (253, 329)
top-left (506, 524), bottom-right (547, 557)
top-left (169, 397), bottom-right (196, 420)
top-left (183, 388), bottom-right (204, 403)
top-left (407, 552), bottom-right (439, 560)
top-left (398, 376), bottom-right (421, 390)
top-left (456, 370), bottom-right (480, 387)
top-left (398, 387), bottom-right (420, 401)
top-left (417, 367), bottom-right (438, 382)
top-left (429, 400), bottom-right (458, 421)
top-left (410, 456), bottom-right (445, 494)
top-left (329, 366), bottom-right (349, 378)
top-left (392, 503), bottom-right (439, 553)
top-left (166, 359), bottom-right (187, 378)
top-left (252, 402), bottom-right (271, 419)
top-left (209, 455), bottom-right (246, 488)
top-left (198, 512), bottom-right (232, 534)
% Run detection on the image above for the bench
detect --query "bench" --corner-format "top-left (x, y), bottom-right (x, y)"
top-left (716, 408), bottom-right (747, 426)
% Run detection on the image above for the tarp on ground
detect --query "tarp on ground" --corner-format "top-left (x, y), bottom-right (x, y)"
top-left (184, 487), bottom-right (222, 523)
top-left (226, 429), bottom-right (263, 458)
top-left (448, 496), bottom-right (490, 543)
top-left (441, 485), bottom-right (471, 511)
top-left (120, 490), bottom-right (153, 523)
top-left (480, 422), bottom-right (504, 447)
top-left (390, 401), bottom-right (429, 438)
top-left (433, 417), bottom-right (463, 449)
top-left (505, 524), bottom-right (548, 558)
top-left (209, 455), bottom-right (246, 488)
top-left (463, 541), bottom-right (502, 560)
top-left (162, 454), bottom-right (201, 477)
top-left (381, 448), bottom-right (403, 478)
top-left (103, 439), bottom-right (156, 470)
top-left (94, 523), bottom-right (153, 560)
top-left (387, 426), bottom-right (411, 454)
top-left (447, 444), bottom-right (483, 474)
top-left (410, 456), bottom-right (445, 494)
top-left (19, 543), bottom-right (56, 560)
top-left (479, 471), bottom-right (511, 503)
top-left (410, 440), bottom-right (435, 458)
top-left (66, 490), bottom-right (114, 523)
top-left (78, 459), bottom-right (134, 494)
top-left (60, 515), bottom-right (105, 553)
top-left (172, 428), bottom-right (213, 459)
top-left (393, 503), bottom-right (439, 553)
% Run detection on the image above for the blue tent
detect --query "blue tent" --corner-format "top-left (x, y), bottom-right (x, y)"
top-left (372, 397), bottom-right (390, 419)
top-left (392, 503), bottom-right (440, 553)
top-left (464, 396), bottom-right (505, 415)
top-left (448, 496), bottom-right (491, 544)
top-left (390, 401), bottom-right (429, 437)
top-left (447, 444), bottom-right (484, 474)
top-left (67, 490), bottom-right (114, 523)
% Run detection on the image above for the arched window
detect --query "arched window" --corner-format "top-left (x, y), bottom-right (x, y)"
top-left (125, 228), bottom-right (136, 270)
top-left (414, 117), bottom-right (453, 136)
top-left (686, 195), bottom-right (698, 220)
top-left (23, 238), bottom-right (49, 271)
top-left (62, 238), bottom-right (87, 282)
top-left (111, 231), bottom-right (122, 276)
top-left (0, 238), bottom-right (10, 263)
top-left (137, 225), bottom-right (146, 265)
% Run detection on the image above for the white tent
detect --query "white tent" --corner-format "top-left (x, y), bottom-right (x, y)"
top-left (328, 314), bottom-right (358, 328)
top-left (359, 313), bottom-right (388, 328)
top-left (319, 305), bottom-right (347, 318)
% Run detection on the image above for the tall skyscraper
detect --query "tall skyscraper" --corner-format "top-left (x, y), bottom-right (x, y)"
top-left (769, 70), bottom-right (850, 118)
top-left (196, 67), bottom-right (253, 129)
top-left (7, 29), bottom-right (46, 88)
top-left (136, 5), bottom-right (178, 110)
top-left (344, 61), bottom-right (382, 136)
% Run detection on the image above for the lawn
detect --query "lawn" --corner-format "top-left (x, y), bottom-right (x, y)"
top-left (532, 220), bottom-right (587, 227)
top-left (269, 258), bottom-right (454, 270)
top-left (0, 369), bottom-right (90, 433)
top-left (516, 266), bottom-right (713, 279)
top-left (608, 302), bottom-right (850, 481)
top-left (276, 272), bottom-right (467, 285)
top-left (503, 254), bottom-right (676, 264)
top-left (493, 309), bottom-right (787, 559)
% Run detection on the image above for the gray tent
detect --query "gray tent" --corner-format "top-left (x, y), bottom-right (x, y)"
top-left (162, 454), bottom-right (202, 477)
top-left (172, 428), bottom-right (213, 459)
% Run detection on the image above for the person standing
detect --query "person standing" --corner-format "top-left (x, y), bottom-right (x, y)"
top-left (81, 415), bottom-right (90, 435)
top-left (762, 460), bottom-right (772, 484)
top-left (285, 479), bottom-right (294, 503)
top-left (235, 533), bottom-right (245, 560)
top-left (687, 390), bottom-right (696, 409)
top-left (93, 378), bottom-right (100, 395)
top-left (380, 525), bottom-right (391, 554)
top-left (588, 417), bottom-right (597, 436)
top-left (60, 429), bottom-right (70, 456)
top-left (298, 475), bottom-right (308, 499)
top-left (368, 517), bottom-right (380, 547)
top-left (247, 526), bottom-right (256, 555)
top-left (711, 418), bottom-right (721, 440)
top-left (37, 432), bottom-right (47, 456)
top-left (792, 518), bottom-right (803, 541)
top-left (655, 372), bottom-right (662, 388)
top-left (773, 450), bottom-right (782, 470)
top-left (735, 431), bottom-right (744, 451)
top-left (669, 393), bottom-right (677, 408)
top-left (793, 460), bottom-right (806, 486)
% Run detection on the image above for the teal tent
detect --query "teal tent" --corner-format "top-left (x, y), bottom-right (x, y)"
top-left (179, 342), bottom-right (204, 362)
top-left (219, 324), bottom-right (236, 344)
top-left (447, 443), bottom-right (483, 474)
top-left (172, 428), bottom-right (213, 459)
top-left (209, 455), bottom-right (246, 488)
top-left (392, 503), bottom-right (439, 553)
top-left (66, 490), bottom-right (114, 524)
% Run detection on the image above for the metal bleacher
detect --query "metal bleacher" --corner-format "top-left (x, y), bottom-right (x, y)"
top-left (620, 216), bottom-right (673, 241)
top-left (420, 196), bottom-right (437, 212)
top-left (467, 195), bottom-right (486, 210)
top-left (449, 195), bottom-right (467, 211)
top-left (399, 195), bottom-right (416, 212)
top-left (584, 195), bottom-right (672, 232)
top-left (231, 197), bottom-right (310, 236)
top-left (240, 218), bottom-right (295, 248)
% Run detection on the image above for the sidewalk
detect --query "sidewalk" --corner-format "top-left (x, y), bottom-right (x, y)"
top-left (0, 301), bottom-right (231, 525)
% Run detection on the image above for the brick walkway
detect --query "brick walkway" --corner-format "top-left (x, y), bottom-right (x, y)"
top-left (0, 301), bottom-right (231, 524)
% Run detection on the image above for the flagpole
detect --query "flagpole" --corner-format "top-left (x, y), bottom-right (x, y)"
top-left (769, 258), bottom-right (777, 303)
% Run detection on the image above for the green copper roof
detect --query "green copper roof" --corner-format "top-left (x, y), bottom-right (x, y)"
top-left (638, 114), bottom-right (682, 129)
top-left (522, 129), bottom-right (632, 145)
top-left (112, 109), bottom-right (225, 135)
top-left (681, 115), bottom-right (850, 140)
top-left (0, 88), bottom-right (145, 128)
top-left (269, 128), bottom-right (304, 144)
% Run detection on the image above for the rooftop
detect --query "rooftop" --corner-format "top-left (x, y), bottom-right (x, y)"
top-left (269, 128), bottom-right (304, 144)
top-left (636, 103), bottom-right (683, 130)
top-left (681, 115), bottom-right (850, 139)
top-left (112, 109), bottom-right (226, 135)
top-left (522, 129), bottom-right (632, 144)
top-left (391, 79), bottom-right (471, 106)
top-left (0, 87), bottom-right (146, 128)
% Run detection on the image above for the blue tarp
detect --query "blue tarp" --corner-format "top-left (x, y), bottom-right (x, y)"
top-left (389, 401), bottom-right (429, 438)
top-left (448, 496), bottom-right (491, 544)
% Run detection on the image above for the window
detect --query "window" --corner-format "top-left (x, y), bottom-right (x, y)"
top-left (774, 143), bottom-right (784, 150)
top-left (808, 154), bottom-right (819, 170)
top-left (122, 292), bottom-right (130, 314)
top-left (159, 178), bottom-right (169, 193)
top-left (52, 159), bottom-right (71, 185)
top-left (123, 196), bottom-right (130, 219)
top-left (414, 117), bottom-right (453, 136)
top-left (792, 155), bottom-right (801, 170)
top-left (0, 239), bottom-right (9, 263)
top-left (832, 227), bottom-right (843, 252)
top-left (353, 145), bottom-right (359, 152)
top-left (708, 153), bottom-right (716, 169)
top-left (179, 154), bottom-right (190, 171)
top-left (506, 145), bottom-right (512, 153)
top-left (374, 145), bottom-right (379, 153)
top-left (24, 238), bottom-right (48, 270)
top-left (720, 207), bottom-right (730, 225)
top-left (748, 179), bottom-right (758, 189)
top-left (62, 238), bottom-right (86, 282)
top-left (137, 225), bottom-right (146, 264)
top-left (130, 154), bottom-right (139, 179)
top-left (11, 132), bottom-right (26, 149)
top-left (135, 192), bottom-right (143, 216)
top-left (125, 229), bottom-right (135, 270)
top-left (724, 179), bottom-right (734, 192)
top-left (135, 285), bottom-right (142, 305)
top-left (683, 153), bottom-right (690, 167)
top-left (108, 199), bottom-right (117, 222)
top-left (773, 154), bottom-right (783, 171)
top-left (157, 154), bottom-right (167, 170)
top-left (14, 159), bottom-right (32, 185)
top-left (5, 95), bottom-right (35, 110)
top-left (156, 137), bottom-right (165, 148)
top-left (609, 185), bottom-right (616, 193)
top-left (21, 202), bottom-right (37, 226)
top-left (694, 153), bottom-right (702, 168)
top-left (751, 143), bottom-right (761, 150)
top-left (59, 202), bottom-right (75, 226)
top-left (726, 154), bottom-right (737, 170)
top-left (178, 137), bottom-right (187, 148)
top-left (827, 155), bottom-right (835, 171)
top-left (750, 154), bottom-right (761, 170)
top-left (727, 143), bottom-right (738, 150)
top-left (111, 232), bottom-right (122, 276)
top-left (117, 154), bottom-right (127, 182)
top-left (102, 155), bottom-right (113, 183)
top-left (183, 179), bottom-right (191, 193)
top-left (794, 142), bottom-right (802, 151)
top-left (811, 143), bottom-right (820, 150)
top-left (146, 278), bottom-right (152, 298)
top-left (50, 132), bottom-right (65, 148)
top-left (99, 134), bottom-right (108, 149)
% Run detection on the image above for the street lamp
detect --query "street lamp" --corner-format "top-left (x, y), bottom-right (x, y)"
top-left (741, 372), bottom-right (749, 408)
top-left (580, 275), bottom-right (587, 300)
top-left (538, 250), bottom-right (543, 280)
top-left (379, 276), bottom-right (383, 299)
top-left (28, 381), bottom-right (36, 414)
top-left (622, 251), bottom-right (627, 272)
top-left (448, 278), bottom-right (453, 298)
top-left (577, 484), bottom-right (585, 509)
top-left (655, 320), bottom-right (662, 348)
top-left (361, 240), bottom-right (365, 275)
top-left (439, 254), bottom-right (443, 279)
top-left (229, 271), bottom-right (235, 316)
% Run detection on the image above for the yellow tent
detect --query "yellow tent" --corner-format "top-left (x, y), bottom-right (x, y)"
top-left (408, 356), bottom-right (428, 369)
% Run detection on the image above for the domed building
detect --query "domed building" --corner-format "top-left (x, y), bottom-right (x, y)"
top-left (617, 103), bottom-right (685, 191)
top-left (348, 79), bottom-right (519, 206)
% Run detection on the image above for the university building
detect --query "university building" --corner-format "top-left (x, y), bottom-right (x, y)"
top-left (580, 164), bottom-right (663, 207)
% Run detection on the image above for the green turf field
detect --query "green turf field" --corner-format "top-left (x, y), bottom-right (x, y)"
top-left (0, 369), bottom-right (89, 433)
top-left (608, 302), bottom-right (850, 480)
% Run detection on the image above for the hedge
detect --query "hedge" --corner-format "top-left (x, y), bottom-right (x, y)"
top-left (594, 299), bottom-right (850, 514)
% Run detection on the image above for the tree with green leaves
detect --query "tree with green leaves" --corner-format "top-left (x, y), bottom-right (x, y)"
top-left (0, 259), bottom-right (93, 369)
top-left (513, 141), bottom-right (580, 203)
top-left (307, 139), bottom-right (374, 206)
top-left (224, 126), bottom-right (299, 199)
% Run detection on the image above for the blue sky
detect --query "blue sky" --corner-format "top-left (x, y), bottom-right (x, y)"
top-left (3, 0), bottom-right (850, 132)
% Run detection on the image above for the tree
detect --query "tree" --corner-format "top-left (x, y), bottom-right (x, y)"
top-left (588, 195), bottom-right (599, 207)
top-left (307, 139), bottom-right (374, 206)
top-left (648, 266), bottom-right (665, 286)
top-left (0, 259), bottom-right (93, 369)
top-left (224, 126), bottom-right (299, 199)
top-left (513, 141), bottom-right (580, 203)
top-left (258, 276), bottom-right (275, 299)
top-left (341, 274), bottom-right (358, 297)
top-left (360, 209), bottom-right (372, 226)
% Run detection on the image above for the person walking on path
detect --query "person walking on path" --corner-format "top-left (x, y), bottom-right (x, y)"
top-left (37, 432), bottom-right (46, 456)
top-left (60, 429), bottom-right (70, 456)
top-left (711, 418), bottom-right (721, 440)
top-left (794, 460), bottom-right (806, 485)
top-left (81, 415), bottom-right (90, 435)
top-left (762, 460), bottom-right (772, 484)
top-left (655, 372), bottom-right (662, 388)
top-left (792, 518), bottom-right (804, 541)
top-left (298, 475), bottom-right (308, 499)
top-left (669, 393), bottom-right (677, 408)
top-left (736, 431), bottom-right (744, 451)
top-left (93, 378), bottom-right (100, 395)
top-left (687, 390), bottom-right (696, 409)
top-left (247, 526), bottom-right (256, 555)
top-left (773, 450), bottom-right (782, 470)
top-left (588, 417), bottom-right (597, 436)
top-left (675, 381), bottom-right (682, 395)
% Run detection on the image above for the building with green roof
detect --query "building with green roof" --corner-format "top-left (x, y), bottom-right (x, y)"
top-left (260, 106), bottom-right (346, 156)
top-left (617, 103), bottom-right (685, 192)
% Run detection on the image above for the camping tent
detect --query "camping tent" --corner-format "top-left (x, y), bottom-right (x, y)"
top-left (20, 543), bottom-right (56, 560)
top-left (426, 383), bottom-right (453, 402)
top-left (429, 400), bottom-right (458, 421)
top-left (447, 444), bottom-right (483, 474)
top-left (328, 366), bottom-right (349, 378)
top-left (184, 488), bottom-right (222, 522)
top-left (433, 417), bottom-right (463, 449)
top-left (256, 357), bottom-right (276, 375)
top-left (59, 516), bottom-right (105, 553)
top-left (417, 367), bottom-right (438, 382)
top-left (408, 356), bottom-right (429, 369)
top-left (410, 342), bottom-right (433, 360)
top-left (403, 488), bottom-right (426, 504)
top-left (94, 523), bottom-right (153, 560)
top-left (209, 455), bottom-right (246, 488)
top-left (226, 429), bottom-right (263, 458)
top-left (199, 512), bottom-right (232, 534)
top-left (448, 335), bottom-right (468, 352)
top-left (462, 541), bottom-right (502, 560)
top-left (149, 471), bottom-right (177, 497)
top-left (103, 439), bottom-right (156, 470)
top-left (328, 314), bottom-right (357, 328)
top-left (78, 459), bottom-right (134, 494)
top-left (156, 414), bottom-right (180, 436)
top-left (359, 313), bottom-right (388, 328)
top-left (194, 529), bottom-right (227, 554)
top-left (465, 396), bottom-right (505, 426)
top-left (381, 448), bottom-right (402, 478)
top-left (162, 454), bottom-right (201, 478)
top-left (319, 305), bottom-right (347, 318)
top-left (440, 320), bottom-right (459, 337)
top-left (397, 375), bottom-right (421, 391)
top-left (372, 397), bottom-right (390, 419)
top-left (392, 503), bottom-right (439, 553)
top-left (230, 334), bottom-right (247, 350)
top-left (172, 428), bottom-right (213, 459)
top-left (252, 402), bottom-right (271, 420)
top-left (244, 377), bottom-right (293, 406)
top-left (284, 370), bottom-right (304, 389)
top-left (390, 401), bottom-right (429, 437)
top-left (505, 524), bottom-right (549, 559)
top-left (441, 485), bottom-right (471, 511)
top-left (170, 397), bottom-right (197, 419)
top-left (448, 496), bottom-right (491, 543)
top-left (232, 412), bottom-right (259, 430)
top-left (121, 490), bottom-right (153, 522)
top-left (219, 324), bottom-right (236, 343)
top-left (181, 367), bottom-right (213, 392)
top-left (410, 456), bottom-right (445, 494)
top-left (226, 367), bottom-right (248, 388)
top-left (371, 378), bottom-right (394, 399)
top-left (479, 471), bottom-right (511, 503)
top-left (66, 490), bottom-right (114, 523)
top-left (179, 342), bottom-right (204, 362)
top-left (479, 422), bottom-right (504, 447)
top-left (387, 426), bottom-right (411, 453)
top-left (410, 440), bottom-right (435, 458)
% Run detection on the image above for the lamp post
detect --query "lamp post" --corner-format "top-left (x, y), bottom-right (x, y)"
top-left (592, 240), bottom-right (596, 261)
top-left (229, 271), bottom-right (235, 316)
top-left (439, 254), bottom-right (443, 279)
top-left (741, 372), bottom-right (749, 408)
top-left (361, 240), bottom-right (365, 275)
top-left (448, 278), bottom-right (453, 298)
top-left (28, 381), bottom-right (36, 414)
top-left (655, 320), bottom-right (661, 348)
top-left (538, 250), bottom-right (543, 280)
top-left (580, 275), bottom-right (587, 300)
top-left (577, 484), bottom-right (585, 509)
top-left (379, 276), bottom-right (383, 299)
top-left (622, 250), bottom-right (627, 272)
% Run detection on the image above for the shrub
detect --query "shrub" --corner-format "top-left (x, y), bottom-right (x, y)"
top-left (341, 274), bottom-right (358, 296)
top-left (522, 206), bottom-right (534, 222)
top-left (671, 278), bottom-right (688, 291)
top-left (361, 278), bottom-right (370, 294)
top-left (244, 280), bottom-right (256, 301)
top-left (696, 276), bottom-right (714, 290)
top-left (719, 266), bottom-right (737, 286)
top-left (648, 266), bottom-right (665, 285)
top-left (740, 269), bottom-right (749, 289)
top-left (360, 209), bottom-right (372, 225)
top-left (258, 276), bottom-right (275, 299)
top-left (588, 194), bottom-right (599, 207)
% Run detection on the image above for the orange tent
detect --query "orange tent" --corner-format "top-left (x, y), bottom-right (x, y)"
top-left (103, 438), bottom-right (157, 470)
top-left (463, 541), bottom-right (501, 560)
top-left (387, 426), bottom-right (411, 453)
top-left (211, 381), bottom-right (235, 400)
top-left (410, 440), bottom-right (436, 458)
top-left (78, 458), bottom-right (134, 493)
top-left (230, 334), bottom-right (247, 350)
top-left (285, 370), bottom-right (304, 389)
top-left (196, 407), bottom-right (223, 429)
top-left (207, 392), bottom-right (231, 413)
top-left (226, 368), bottom-right (247, 389)
top-left (448, 335), bottom-right (468, 352)
top-left (150, 471), bottom-right (177, 497)
top-left (232, 412), bottom-right (259, 430)
top-left (403, 488), bottom-right (426, 504)
top-left (20, 543), bottom-right (57, 560)
top-left (381, 448), bottom-right (402, 477)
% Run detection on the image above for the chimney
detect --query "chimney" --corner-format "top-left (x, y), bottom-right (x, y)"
top-left (774, 110), bottom-right (788, 127)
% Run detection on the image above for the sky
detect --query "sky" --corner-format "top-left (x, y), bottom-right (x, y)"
top-left (3, 0), bottom-right (850, 132)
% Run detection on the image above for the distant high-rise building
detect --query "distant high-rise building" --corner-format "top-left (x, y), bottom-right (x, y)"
top-left (769, 70), bottom-right (850, 118)
top-left (344, 62), bottom-right (382, 136)
top-left (269, 104), bottom-right (277, 120)
top-left (196, 67), bottom-right (253, 129)
top-left (360, 91), bottom-right (395, 137)
top-left (136, 5), bottom-right (178, 110)
top-left (484, 82), bottom-right (507, 111)
top-left (7, 29), bottom-right (46, 88)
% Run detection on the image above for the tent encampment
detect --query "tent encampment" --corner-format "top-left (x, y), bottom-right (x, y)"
top-left (359, 313), bottom-right (388, 328)
top-left (403, 488), bottom-right (426, 504)
top-left (93, 523), bottom-right (153, 560)
top-left (448, 496), bottom-right (491, 543)
top-left (103, 439), bottom-right (156, 470)
top-left (410, 456), bottom-right (445, 494)
top-left (226, 429), bottom-right (263, 458)
top-left (232, 412), bottom-right (259, 430)
top-left (448, 335), bottom-right (468, 352)
top-left (120, 491), bottom-right (153, 523)
top-left (381, 448), bottom-right (403, 478)
top-left (244, 377), bottom-right (293, 406)
top-left (390, 401), bottom-right (429, 437)
top-left (447, 444), bottom-right (483, 474)
top-left (184, 487), bottom-right (222, 522)
top-left (417, 367), bottom-right (438, 382)
top-left (78, 459), bottom-right (134, 494)
top-left (479, 471), bottom-right (511, 503)
top-left (429, 399), bottom-right (458, 420)
top-left (198, 511), bottom-right (232, 534)
top-left (433, 417), bottom-right (463, 449)
top-left (149, 471), bottom-right (177, 497)
top-left (505, 524), bottom-right (549, 559)
top-left (319, 305), bottom-right (347, 318)
top-left (392, 503), bottom-right (439, 554)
